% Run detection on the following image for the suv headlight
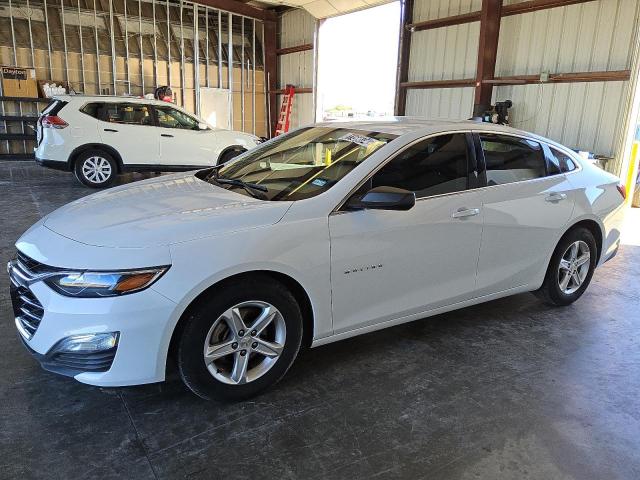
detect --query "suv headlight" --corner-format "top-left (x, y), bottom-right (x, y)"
top-left (44, 267), bottom-right (169, 298)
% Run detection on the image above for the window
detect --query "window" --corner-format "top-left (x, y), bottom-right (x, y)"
top-left (547, 147), bottom-right (577, 174)
top-left (80, 102), bottom-right (100, 119)
top-left (92, 103), bottom-right (153, 126)
top-left (370, 134), bottom-right (469, 198)
top-left (207, 127), bottom-right (398, 201)
top-left (480, 134), bottom-right (546, 185)
top-left (155, 106), bottom-right (200, 130)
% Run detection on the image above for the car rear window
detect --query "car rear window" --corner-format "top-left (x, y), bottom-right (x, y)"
top-left (80, 102), bottom-right (101, 119)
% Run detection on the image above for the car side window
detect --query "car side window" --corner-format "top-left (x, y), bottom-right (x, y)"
top-left (96, 103), bottom-right (154, 126)
top-left (369, 133), bottom-right (469, 199)
top-left (155, 106), bottom-right (200, 130)
top-left (547, 146), bottom-right (577, 174)
top-left (480, 134), bottom-right (546, 185)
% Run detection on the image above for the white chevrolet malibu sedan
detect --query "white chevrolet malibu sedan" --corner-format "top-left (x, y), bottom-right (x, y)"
top-left (9, 119), bottom-right (626, 400)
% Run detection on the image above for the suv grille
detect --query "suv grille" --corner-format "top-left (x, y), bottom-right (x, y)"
top-left (8, 252), bottom-right (56, 339)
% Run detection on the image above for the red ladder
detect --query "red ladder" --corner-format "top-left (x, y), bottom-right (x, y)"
top-left (274, 85), bottom-right (295, 136)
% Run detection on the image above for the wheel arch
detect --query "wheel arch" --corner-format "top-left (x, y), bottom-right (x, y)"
top-left (165, 269), bottom-right (315, 375)
top-left (562, 218), bottom-right (604, 264)
top-left (68, 143), bottom-right (124, 172)
top-left (217, 145), bottom-right (246, 164)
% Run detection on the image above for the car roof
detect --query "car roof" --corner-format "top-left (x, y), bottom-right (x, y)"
top-left (313, 116), bottom-right (534, 137)
top-left (53, 94), bottom-right (169, 106)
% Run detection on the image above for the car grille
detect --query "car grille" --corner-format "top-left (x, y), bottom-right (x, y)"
top-left (7, 251), bottom-right (58, 340)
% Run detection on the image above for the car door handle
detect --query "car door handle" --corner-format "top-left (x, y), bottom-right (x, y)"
top-left (545, 192), bottom-right (567, 202)
top-left (452, 208), bottom-right (480, 219)
top-left (103, 128), bottom-right (118, 132)
top-left (161, 134), bottom-right (174, 138)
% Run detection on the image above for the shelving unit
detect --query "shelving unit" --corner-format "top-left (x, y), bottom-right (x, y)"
top-left (0, 97), bottom-right (51, 161)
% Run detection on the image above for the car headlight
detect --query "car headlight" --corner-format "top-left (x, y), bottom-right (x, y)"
top-left (44, 267), bottom-right (169, 298)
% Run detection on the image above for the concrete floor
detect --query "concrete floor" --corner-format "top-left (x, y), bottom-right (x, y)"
top-left (1, 160), bottom-right (639, 480)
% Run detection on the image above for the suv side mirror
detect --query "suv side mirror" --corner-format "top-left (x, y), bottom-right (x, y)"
top-left (346, 186), bottom-right (416, 211)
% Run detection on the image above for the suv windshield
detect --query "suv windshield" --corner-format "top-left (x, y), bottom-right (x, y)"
top-left (203, 127), bottom-right (397, 201)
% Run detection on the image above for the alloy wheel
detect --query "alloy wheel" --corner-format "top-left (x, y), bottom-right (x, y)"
top-left (203, 301), bottom-right (286, 385)
top-left (558, 240), bottom-right (591, 295)
top-left (82, 156), bottom-right (112, 184)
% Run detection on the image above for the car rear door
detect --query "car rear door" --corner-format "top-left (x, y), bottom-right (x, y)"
top-left (96, 102), bottom-right (159, 166)
top-left (329, 132), bottom-right (484, 335)
top-left (473, 132), bottom-right (576, 296)
top-left (154, 105), bottom-right (215, 167)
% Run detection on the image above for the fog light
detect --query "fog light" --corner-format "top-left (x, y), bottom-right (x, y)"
top-left (53, 332), bottom-right (119, 353)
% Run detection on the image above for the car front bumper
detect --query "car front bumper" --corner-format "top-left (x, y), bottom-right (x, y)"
top-left (10, 272), bottom-right (178, 387)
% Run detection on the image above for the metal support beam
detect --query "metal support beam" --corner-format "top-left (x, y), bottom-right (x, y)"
top-left (473, 0), bottom-right (502, 116)
top-left (502, 0), bottom-right (596, 16)
top-left (228, 12), bottom-right (233, 127)
top-left (406, 0), bottom-right (595, 32)
top-left (263, 19), bottom-right (277, 137)
top-left (109, 0), bottom-right (117, 93)
top-left (407, 11), bottom-right (480, 32)
top-left (179, 0), bottom-right (185, 106)
top-left (217, 10), bottom-right (223, 88)
top-left (139, 0), bottom-right (144, 94)
top-left (394, 0), bottom-right (414, 115)
top-left (26, 0), bottom-right (36, 68)
top-left (194, 3), bottom-right (200, 115)
top-left (252, 18), bottom-right (256, 134)
top-left (241, 16), bottom-right (245, 131)
top-left (190, 0), bottom-right (276, 22)
top-left (77, 0), bottom-right (86, 92)
top-left (44, 0), bottom-right (54, 78)
top-left (94, 0), bottom-right (102, 93)
top-left (60, 0), bottom-right (70, 84)
top-left (401, 79), bottom-right (476, 89)
top-left (276, 44), bottom-right (314, 55)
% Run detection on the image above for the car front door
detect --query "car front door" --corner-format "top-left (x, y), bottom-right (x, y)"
top-left (154, 105), bottom-right (215, 167)
top-left (474, 132), bottom-right (576, 296)
top-left (96, 102), bottom-right (159, 165)
top-left (329, 133), bottom-right (484, 335)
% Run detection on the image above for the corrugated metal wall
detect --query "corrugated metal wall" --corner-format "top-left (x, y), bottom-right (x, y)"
top-left (277, 9), bottom-right (316, 129)
top-left (406, 0), bottom-right (640, 168)
top-left (494, 0), bottom-right (640, 163)
top-left (406, 0), bottom-right (479, 119)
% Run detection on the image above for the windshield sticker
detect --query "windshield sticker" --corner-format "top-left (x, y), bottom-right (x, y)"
top-left (339, 133), bottom-right (380, 147)
top-left (311, 178), bottom-right (328, 187)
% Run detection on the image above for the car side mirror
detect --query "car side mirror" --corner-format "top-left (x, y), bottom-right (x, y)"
top-left (346, 186), bottom-right (416, 211)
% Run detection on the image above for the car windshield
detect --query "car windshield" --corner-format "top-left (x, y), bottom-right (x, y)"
top-left (204, 127), bottom-right (398, 201)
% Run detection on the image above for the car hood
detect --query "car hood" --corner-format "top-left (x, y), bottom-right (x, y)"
top-left (43, 172), bottom-right (292, 248)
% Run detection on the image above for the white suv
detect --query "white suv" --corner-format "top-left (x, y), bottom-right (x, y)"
top-left (35, 95), bottom-right (262, 188)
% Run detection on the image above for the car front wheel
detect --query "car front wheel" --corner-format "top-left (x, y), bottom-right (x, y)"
top-left (74, 150), bottom-right (117, 188)
top-left (177, 275), bottom-right (303, 401)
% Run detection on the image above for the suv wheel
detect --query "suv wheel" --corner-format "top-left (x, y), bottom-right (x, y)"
top-left (74, 150), bottom-right (117, 188)
top-left (177, 275), bottom-right (303, 401)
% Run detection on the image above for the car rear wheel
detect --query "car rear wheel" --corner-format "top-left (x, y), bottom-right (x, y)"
top-left (177, 275), bottom-right (303, 401)
top-left (74, 150), bottom-right (117, 188)
top-left (534, 227), bottom-right (597, 306)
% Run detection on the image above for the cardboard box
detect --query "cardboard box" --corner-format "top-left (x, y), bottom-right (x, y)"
top-left (1, 66), bottom-right (38, 98)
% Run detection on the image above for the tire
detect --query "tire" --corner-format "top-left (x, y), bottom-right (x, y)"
top-left (74, 149), bottom-right (117, 188)
top-left (534, 227), bottom-right (598, 306)
top-left (217, 148), bottom-right (245, 165)
top-left (177, 275), bottom-right (303, 401)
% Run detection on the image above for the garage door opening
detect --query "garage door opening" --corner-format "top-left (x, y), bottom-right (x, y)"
top-left (316, 2), bottom-right (401, 121)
